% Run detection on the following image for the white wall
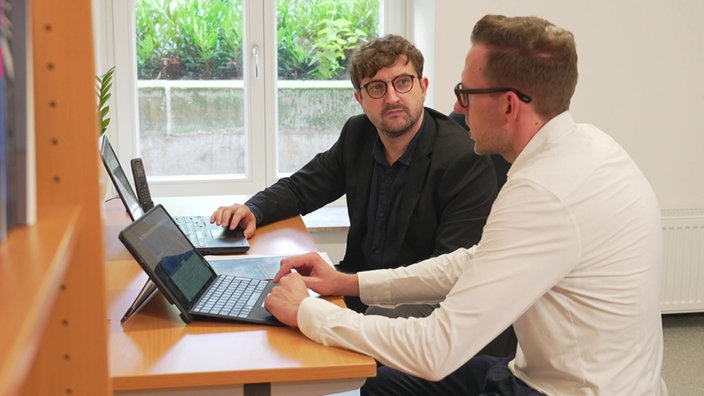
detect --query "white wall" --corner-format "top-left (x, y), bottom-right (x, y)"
top-left (418, 0), bottom-right (704, 212)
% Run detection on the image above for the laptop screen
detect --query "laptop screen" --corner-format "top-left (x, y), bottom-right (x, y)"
top-left (99, 135), bottom-right (144, 220)
top-left (120, 205), bottom-right (217, 310)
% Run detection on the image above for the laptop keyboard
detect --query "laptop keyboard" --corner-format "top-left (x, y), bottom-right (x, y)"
top-left (194, 275), bottom-right (268, 319)
top-left (175, 216), bottom-right (212, 247)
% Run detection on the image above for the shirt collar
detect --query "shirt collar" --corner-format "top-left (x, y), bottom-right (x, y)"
top-left (508, 111), bottom-right (575, 178)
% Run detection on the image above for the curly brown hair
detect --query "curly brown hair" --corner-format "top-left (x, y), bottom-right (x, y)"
top-left (349, 34), bottom-right (424, 91)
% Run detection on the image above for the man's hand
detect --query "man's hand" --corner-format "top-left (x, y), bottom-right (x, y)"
top-left (264, 272), bottom-right (309, 327)
top-left (210, 203), bottom-right (257, 238)
top-left (274, 252), bottom-right (360, 297)
top-left (266, 252), bottom-right (360, 327)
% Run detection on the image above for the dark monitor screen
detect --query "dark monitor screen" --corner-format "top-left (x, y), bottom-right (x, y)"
top-left (119, 205), bottom-right (217, 310)
top-left (99, 134), bottom-right (144, 220)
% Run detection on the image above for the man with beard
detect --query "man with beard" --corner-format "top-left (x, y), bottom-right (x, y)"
top-left (211, 34), bottom-right (499, 320)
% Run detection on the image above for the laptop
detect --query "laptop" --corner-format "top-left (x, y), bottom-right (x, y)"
top-left (99, 134), bottom-right (249, 255)
top-left (119, 204), bottom-right (281, 325)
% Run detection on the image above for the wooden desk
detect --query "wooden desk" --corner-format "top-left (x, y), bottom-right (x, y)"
top-left (104, 196), bottom-right (375, 395)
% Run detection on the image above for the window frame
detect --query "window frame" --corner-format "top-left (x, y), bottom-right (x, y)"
top-left (95, 0), bottom-right (410, 198)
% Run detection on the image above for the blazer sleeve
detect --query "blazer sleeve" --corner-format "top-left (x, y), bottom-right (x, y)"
top-left (245, 115), bottom-right (371, 226)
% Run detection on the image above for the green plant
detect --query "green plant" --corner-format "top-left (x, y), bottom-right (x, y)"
top-left (277, 0), bottom-right (378, 80)
top-left (97, 66), bottom-right (116, 136)
top-left (135, 0), bottom-right (243, 79)
top-left (134, 0), bottom-right (378, 81)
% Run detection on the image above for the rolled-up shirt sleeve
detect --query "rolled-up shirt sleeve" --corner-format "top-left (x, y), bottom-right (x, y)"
top-left (295, 179), bottom-right (579, 381)
top-left (298, 255), bottom-right (470, 345)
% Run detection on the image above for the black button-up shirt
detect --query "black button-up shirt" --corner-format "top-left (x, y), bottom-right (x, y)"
top-left (362, 126), bottom-right (424, 269)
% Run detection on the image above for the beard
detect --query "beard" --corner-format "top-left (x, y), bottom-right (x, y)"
top-left (378, 105), bottom-right (421, 138)
top-left (470, 131), bottom-right (494, 156)
top-left (470, 125), bottom-right (505, 157)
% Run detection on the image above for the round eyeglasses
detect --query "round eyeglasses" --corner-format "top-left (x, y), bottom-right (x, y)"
top-left (362, 74), bottom-right (420, 99)
top-left (454, 83), bottom-right (532, 108)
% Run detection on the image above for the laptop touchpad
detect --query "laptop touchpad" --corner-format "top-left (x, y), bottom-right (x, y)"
top-left (211, 227), bottom-right (242, 240)
top-left (211, 228), bottom-right (227, 239)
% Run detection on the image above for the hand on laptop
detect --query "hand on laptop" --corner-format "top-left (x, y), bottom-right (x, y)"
top-left (210, 203), bottom-right (257, 238)
top-left (265, 272), bottom-right (309, 327)
top-left (274, 253), bottom-right (360, 298)
top-left (266, 252), bottom-right (361, 327)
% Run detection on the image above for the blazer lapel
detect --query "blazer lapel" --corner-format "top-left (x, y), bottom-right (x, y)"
top-left (347, 133), bottom-right (376, 237)
top-left (396, 112), bottom-right (435, 240)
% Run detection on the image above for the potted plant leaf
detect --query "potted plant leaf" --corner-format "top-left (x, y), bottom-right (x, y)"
top-left (97, 66), bottom-right (116, 136)
top-left (96, 66), bottom-right (115, 199)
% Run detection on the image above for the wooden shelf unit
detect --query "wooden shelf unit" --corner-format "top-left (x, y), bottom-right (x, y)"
top-left (0, 0), bottom-right (111, 395)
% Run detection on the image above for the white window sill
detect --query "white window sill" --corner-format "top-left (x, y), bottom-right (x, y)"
top-left (302, 206), bottom-right (350, 233)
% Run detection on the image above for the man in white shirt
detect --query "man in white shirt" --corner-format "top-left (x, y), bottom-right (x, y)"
top-left (265, 14), bottom-right (667, 395)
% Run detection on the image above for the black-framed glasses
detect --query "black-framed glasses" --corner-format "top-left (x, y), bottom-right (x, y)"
top-left (362, 74), bottom-right (420, 99)
top-left (454, 83), bottom-right (532, 107)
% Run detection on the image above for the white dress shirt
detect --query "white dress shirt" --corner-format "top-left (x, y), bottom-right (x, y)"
top-left (297, 112), bottom-right (667, 395)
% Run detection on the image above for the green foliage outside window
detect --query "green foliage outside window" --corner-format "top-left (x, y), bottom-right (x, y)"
top-left (135, 0), bottom-right (380, 80)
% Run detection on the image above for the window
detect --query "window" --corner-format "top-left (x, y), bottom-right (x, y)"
top-left (103, 0), bottom-right (408, 197)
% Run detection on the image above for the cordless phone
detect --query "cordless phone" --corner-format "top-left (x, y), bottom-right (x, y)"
top-left (130, 158), bottom-right (155, 211)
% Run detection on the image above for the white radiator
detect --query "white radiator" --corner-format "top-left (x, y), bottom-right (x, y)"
top-left (660, 209), bottom-right (704, 313)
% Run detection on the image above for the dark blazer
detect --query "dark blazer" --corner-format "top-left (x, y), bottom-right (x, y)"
top-left (247, 107), bottom-right (498, 273)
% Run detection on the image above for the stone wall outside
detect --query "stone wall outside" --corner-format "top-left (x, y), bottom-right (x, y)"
top-left (137, 81), bottom-right (359, 176)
